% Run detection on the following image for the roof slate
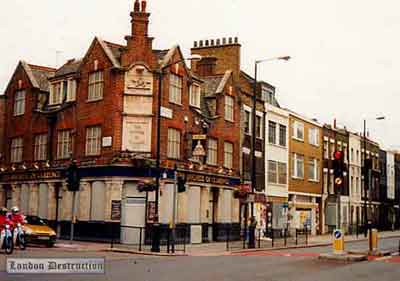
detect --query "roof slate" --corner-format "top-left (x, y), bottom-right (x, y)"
top-left (25, 63), bottom-right (55, 92)
top-left (54, 59), bottom-right (82, 77)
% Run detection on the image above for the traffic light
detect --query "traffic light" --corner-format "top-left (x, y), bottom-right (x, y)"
top-left (177, 176), bottom-right (186, 193)
top-left (65, 162), bottom-right (80, 192)
top-left (333, 150), bottom-right (345, 192)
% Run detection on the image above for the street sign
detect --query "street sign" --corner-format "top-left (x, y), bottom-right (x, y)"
top-left (193, 134), bottom-right (207, 140)
top-left (333, 229), bottom-right (344, 254)
top-left (334, 229), bottom-right (342, 240)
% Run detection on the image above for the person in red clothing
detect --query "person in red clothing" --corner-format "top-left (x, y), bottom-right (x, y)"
top-left (0, 207), bottom-right (11, 230)
top-left (10, 206), bottom-right (26, 246)
top-left (10, 206), bottom-right (26, 227)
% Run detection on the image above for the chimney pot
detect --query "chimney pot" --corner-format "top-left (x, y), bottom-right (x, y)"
top-left (194, 41), bottom-right (197, 48)
top-left (134, 0), bottom-right (140, 12)
top-left (199, 40), bottom-right (203, 47)
top-left (222, 38), bottom-right (226, 44)
top-left (216, 39), bottom-right (220, 45)
top-left (205, 40), bottom-right (209, 46)
top-left (211, 39), bottom-right (214, 46)
top-left (234, 37), bottom-right (238, 44)
top-left (228, 37), bottom-right (233, 44)
top-left (141, 0), bottom-right (147, 12)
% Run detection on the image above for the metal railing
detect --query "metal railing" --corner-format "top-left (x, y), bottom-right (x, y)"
top-left (225, 226), bottom-right (309, 251)
top-left (110, 224), bottom-right (187, 253)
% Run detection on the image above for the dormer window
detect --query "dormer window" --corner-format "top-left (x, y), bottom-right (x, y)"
top-left (50, 79), bottom-right (77, 105)
top-left (261, 86), bottom-right (274, 103)
top-left (189, 84), bottom-right (201, 108)
top-left (50, 82), bottom-right (62, 105)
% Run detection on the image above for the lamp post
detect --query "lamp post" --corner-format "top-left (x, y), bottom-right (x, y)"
top-left (363, 116), bottom-right (385, 238)
top-left (151, 54), bottom-right (202, 253)
top-left (250, 56), bottom-right (290, 248)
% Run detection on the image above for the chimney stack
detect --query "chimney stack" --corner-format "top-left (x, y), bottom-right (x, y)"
top-left (333, 118), bottom-right (337, 129)
top-left (195, 57), bottom-right (217, 77)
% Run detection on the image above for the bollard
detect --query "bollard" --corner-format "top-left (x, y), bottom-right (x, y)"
top-left (333, 229), bottom-right (345, 255)
top-left (226, 227), bottom-right (230, 251)
top-left (368, 228), bottom-right (378, 253)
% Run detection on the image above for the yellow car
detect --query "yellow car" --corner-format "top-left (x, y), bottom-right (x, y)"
top-left (24, 216), bottom-right (57, 247)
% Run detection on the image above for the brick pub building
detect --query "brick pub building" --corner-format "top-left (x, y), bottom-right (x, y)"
top-left (0, 0), bottom-right (243, 243)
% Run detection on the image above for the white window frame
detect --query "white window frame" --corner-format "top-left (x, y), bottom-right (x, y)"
top-left (57, 130), bottom-right (73, 159)
top-left (268, 160), bottom-right (278, 184)
top-left (167, 128), bottom-right (181, 159)
top-left (323, 140), bottom-right (329, 159)
top-left (268, 121), bottom-right (277, 144)
top-left (207, 138), bottom-right (218, 166)
top-left (189, 83), bottom-right (201, 108)
top-left (279, 124), bottom-right (287, 147)
top-left (67, 79), bottom-right (77, 102)
top-left (49, 82), bottom-right (63, 105)
top-left (268, 160), bottom-right (287, 185)
top-left (308, 158), bottom-right (319, 182)
top-left (278, 162), bottom-right (287, 184)
top-left (292, 121), bottom-right (304, 141)
top-left (292, 153), bottom-right (304, 179)
top-left (11, 137), bottom-right (23, 163)
top-left (308, 127), bottom-right (319, 146)
top-left (224, 142), bottom-right (233, 169)
top-left (224, 95), bottom-right (234, 122)
top-left (244, 108), bottom-right (251, 135)
top-left (85, 126), bottom-right (101, 156)
top-left (88, 71), bottom-right (104, 101)
top-left (34, 134), bottom-right (47, 161)
top-left (13, 90), bottom-right (25, 116)
top-left (169, 74), bottom-right (182, 105)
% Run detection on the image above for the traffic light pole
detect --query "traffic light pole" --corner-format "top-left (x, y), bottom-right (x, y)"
top-left (171, 168), bottom-right (177, 253)
top-left (70, 190), bottom-right (77, 242)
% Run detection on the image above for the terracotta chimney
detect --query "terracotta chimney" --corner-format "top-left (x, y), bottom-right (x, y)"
top-left (134, 0), bottom-right (140, 12)
top-left (141, 0), bottom-right (147, 12)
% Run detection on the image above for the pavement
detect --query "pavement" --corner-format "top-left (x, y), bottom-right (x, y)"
top-left (52, 229), bottom-right (400, 257)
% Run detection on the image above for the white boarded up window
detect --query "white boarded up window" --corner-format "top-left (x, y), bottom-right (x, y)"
top-left (90, 181), bottom-right (105, 221)
top-left (38, 183), bottom-right (48, 219)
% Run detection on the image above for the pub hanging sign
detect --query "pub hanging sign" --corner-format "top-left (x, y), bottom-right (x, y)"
top-left (0, 170), bottom-right (62, 182)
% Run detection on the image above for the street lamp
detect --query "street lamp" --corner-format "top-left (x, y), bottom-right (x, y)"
top-left (151, 54), bottom-right (202, 252)
top-left (362, 116), bottom-right (385, 238)
top-left (249, 55), bottom-right (291, 248)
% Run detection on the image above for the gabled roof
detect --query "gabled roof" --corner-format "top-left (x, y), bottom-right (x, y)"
top-left (80, 37), bottom-right (122, 70)
top-left (158, 45), bottom-right (192, 78)
top-left (4, 61), bottom-right (55, 93)
top-left (202, 70), bottom-right (233, 98)
top-left (216, 70), bottom-right (233, 94)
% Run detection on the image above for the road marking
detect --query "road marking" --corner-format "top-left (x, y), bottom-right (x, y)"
top-left (231, 251), bottom-right (320, 257)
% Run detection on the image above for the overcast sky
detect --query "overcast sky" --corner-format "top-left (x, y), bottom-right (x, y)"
top-left (1, 0), bottom-right (399, 149)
